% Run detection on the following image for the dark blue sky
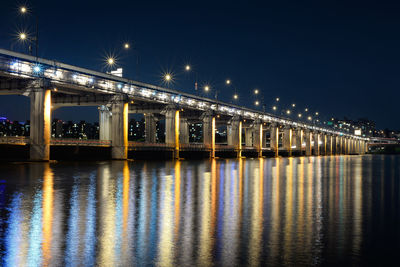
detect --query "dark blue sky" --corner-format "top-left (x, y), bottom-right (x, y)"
top-left (0, 0), bottom-right (399, 129)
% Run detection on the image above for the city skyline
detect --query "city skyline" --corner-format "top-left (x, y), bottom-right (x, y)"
top-left (0, 0), bottom-right (399, 129)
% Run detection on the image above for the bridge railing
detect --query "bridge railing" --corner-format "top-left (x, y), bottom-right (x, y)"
top-left (50, 138), bottom-right (111, 146)
top-left (0, 136), bottom-right (29, 145)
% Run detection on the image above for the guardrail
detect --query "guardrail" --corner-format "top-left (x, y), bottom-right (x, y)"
top-left (0, 136), bottom-right (29, 145)
top-left (50, 138), bottom-right (112, 146)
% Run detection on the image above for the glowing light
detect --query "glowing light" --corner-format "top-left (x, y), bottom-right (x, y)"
top-left (254, 89), bottom-right (259, 94)
top-left (315, 112), bottom-right (319, 116)
top-left (185, 65), bottom-right (191, 71)
top-left (19, 33), bottom-right (27, 40)
top-left (298, 113), bottom-right (302, 118)
top-left (20, 6), bottom-right (27, 13)
top-left (164, 74), bottom-right (172, 82)
top-left (107, 57), bottom-right (115, 65)
top-left (308, 116), bottom-right (312, 121)
top-left (233, 94), bottom-right (238, 100)
top-left (276, 97), bottom-right (280, 102)
top-left (33, 65), bottom-right (41, 73)
top-left (272, 106), bottom-right (277, 111)
top-left (124, 43), bottom-right (130, 49)
top-left (255, 100), bottom-right (259, 106)
top-left (305, 108), bottom-right (308, 112)
top-left (226, 79), bottom-right (231, 85)
top-left (204, 85), bottom-right (210, 92)
top-left (292, 103), bottom-right (296, 107)
top-left (286, 110), bottom-right (291, 115)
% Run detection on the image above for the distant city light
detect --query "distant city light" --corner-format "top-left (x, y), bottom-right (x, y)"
top-left (124, 43), bottom-right (130, 49)
top-left (305, 108), bottom-right (308, 112)
top-left (315, 112), bottom-right (319, 116)
top-left (254, 89), bottom-right (259, 94)
top-left (292, 103), bottom-right (296, 107)
top-left (298, 113), bottom-right (302, 118)
top-left (286, 110), bottom-right (291, 114)
top-left (226, 79), bottom-right (231, 85)
top-left (308, 116), bottom-right (312, 121)
top-left (233, 94), bottom-right (238, 100)
top-left (204, 85), bottom-right (210, 92)
top-left (185, 65), bottom-right (191, 71)
top-left (272, 106), bottom-right (277, 111)
top-left (20, 6), bottom-right (27, 13)
top-left (276, 97), bottom-right (280, 102)
top-left (255, 100), bottom-right (259, 106)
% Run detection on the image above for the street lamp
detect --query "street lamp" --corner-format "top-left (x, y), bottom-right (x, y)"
top-left (124, 43), bottom-right (130, 49)
top-left (19, 6), bottom-right (38, 58)
top-left (204, 85), bottom-right (210, 92)
top-left (254, 89), bottom-right (259, 95)
top-left (19, 32), bottom-right (27, 41)
top-left (272, 106), bottom-right (277, 111)
top-left (164, 73), bottom-right (172, 82)
top-left (226, 79), bottom-right (231, 85)
top-left (107, 57), bottom-right (115, 66)
top-left (255, 100), bottom-right (260, 106)
top-left (233, 94), bottom-right (238, 100)
top-left (185, 65), bottom-right (191, 71)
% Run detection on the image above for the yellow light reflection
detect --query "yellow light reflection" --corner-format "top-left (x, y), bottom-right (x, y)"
top-left (42, 164), bottom-right (54, 267)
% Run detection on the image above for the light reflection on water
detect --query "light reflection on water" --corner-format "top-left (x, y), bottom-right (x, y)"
top-left (0, 155), bottom-right (400, 266)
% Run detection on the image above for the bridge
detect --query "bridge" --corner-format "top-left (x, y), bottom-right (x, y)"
top-left (0, 48), bottom-right (368, 160)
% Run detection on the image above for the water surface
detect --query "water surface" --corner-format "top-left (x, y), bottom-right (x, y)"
top-left (0, 155), bottom-right (400, 266)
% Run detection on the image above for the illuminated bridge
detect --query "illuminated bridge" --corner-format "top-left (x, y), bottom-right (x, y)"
top-left (0, 48), bottom-right (368, 160)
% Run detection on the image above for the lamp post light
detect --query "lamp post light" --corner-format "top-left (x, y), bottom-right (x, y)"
top-left (19, 6), bottom-right (39, 58)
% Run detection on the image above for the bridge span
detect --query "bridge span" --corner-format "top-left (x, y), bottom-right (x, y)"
top-left (0, 48), bottom-right (368, 160)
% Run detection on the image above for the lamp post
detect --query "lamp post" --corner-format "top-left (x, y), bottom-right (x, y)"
top-left (20, 6), bottom-right (38, 58)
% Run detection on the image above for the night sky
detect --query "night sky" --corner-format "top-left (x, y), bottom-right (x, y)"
top-left (0, 0), bottom-right (399, 129)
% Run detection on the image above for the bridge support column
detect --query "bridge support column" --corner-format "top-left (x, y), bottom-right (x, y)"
top-left (294, 128), bottom-right (303, 155)
top-left (332, 135), bottom-right (337, 155)
top-left (321, 134), bottom-right (327, 155)
top-left (283, 126), bottom-right (292, 156)
top-left (305, 130), bottom-right (312, 156)
top-left (30, 89), bottom-right (51, 161)
top-left (179, 118), bottom-right (189, 144)
top-left (326, 135), bottom-right (332, 155)
top-left (145, 113), bottom-right (157, 143)
top-left (339, 136), bottom-right (344, 154)
top-left (270, 123), bottom-right (279, 157)
top-left (227, 116), bottom-right (242, 157)
top-left (165, 106), bottom-right (180, 159)
top-left (99, 105), bottom-right (111, 141)
top-left (111, 100), bottom-right (128, 159)
top-left (252, 120), bottom-right (262, 157)
top-left (202, 112), bottom-right (215, 158)
top-left (313, 132), bottom-right (320, 156)
top-left (245, 128), bottom-right (253, 147)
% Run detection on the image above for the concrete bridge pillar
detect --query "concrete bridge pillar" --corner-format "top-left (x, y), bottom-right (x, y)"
top-left (99, 105), bottom-right (112, 141)
top-left (313, 132), bottom-right (320, 156)
top-left (145, 113), bottom-right (157, 143)
top-left (111, 99), bottom-right (128, 159)
top-left (227, 116), bottom-right (242, 157)
top-left (270, 123), bottom-right (279, 157)
top-left (332, 135), bottom-right (337, 155)
top-left (30, 89), bottom-right (51, 161)
top-left (339, 136), bottom-right (344, 154)
top-left (179, 117), bottom-right (189, 144)
top-left (202, 111), bottom-right (215, 158)
top-left (164, 106), bottom-right (180, 159)
top-left (305, 130), bottom-right (312, 156)
top-left (283, 126), bottom-right (292, 156)
top-left (294, 128), bottom-right (303, 154)
top-left (252, 120), bottom-right (263, 157)
top-left (245, 128), bottom-right (253, 147)
top-left (321, 134), bottom-right (327, 155)
top-left (327, 135), bottom-right (331, 155)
